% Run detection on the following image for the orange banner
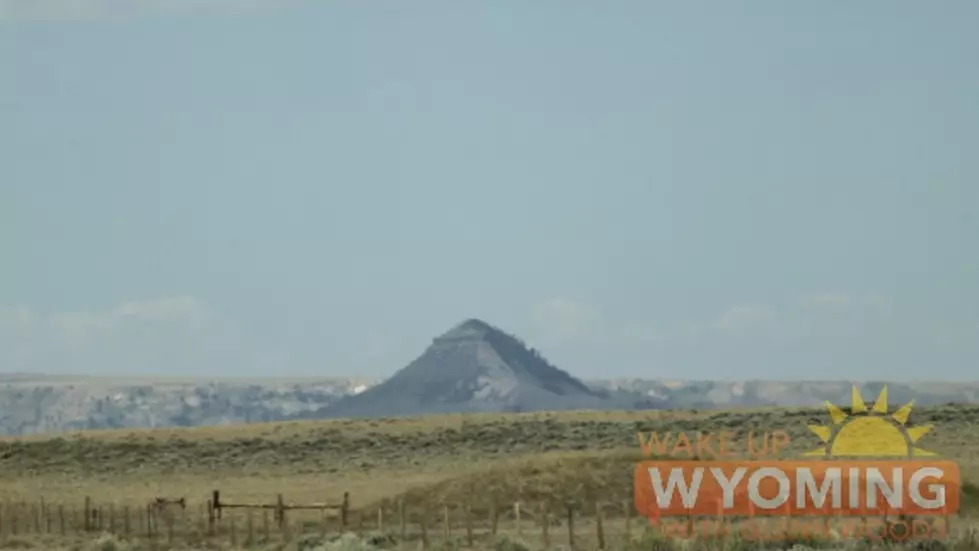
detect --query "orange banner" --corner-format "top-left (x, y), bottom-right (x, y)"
top-left (634, 460), bottom-right (959, 517)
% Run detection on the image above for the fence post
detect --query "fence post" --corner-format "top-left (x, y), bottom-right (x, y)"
top-left (442, 504), bottom-right (450, 542)
top-left (595, 502), bottom-right (605, 551)
top-left (276, 493), bottom-right (285, 527)
top-left (196, 504), bottom-right (204, 538)
top-left (399, 500), bottom-right (406, 541)
top-left (490, 502), bottom-right (498, 535)
top-left (166, 510), bottom-right (174, 545)
top-left (541, 501), bottom-right (551, 550)
top-left (341, 492), bottom-right (349, 529)
top-left (206, 500), bottom-right (213, 536)
top-left (419, 508), bottom-right (429, 549)
top-left (246, 507), bottom-right (254, 546)
top-left (514, 502), bottom-right (522, 538)
top-left (145, 504), bottom-right (153, 539)
top-left (212, 490), bottom-right (221, 520)
top-left (623, 500), bottom-right (632, 540)
top-left (942, 500), bottom-right (950, 538)
top-left (566, 502), bottom-right (575, 551)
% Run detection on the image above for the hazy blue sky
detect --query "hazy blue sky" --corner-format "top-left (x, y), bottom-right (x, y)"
top-left (2, 0), bottom-right (977, 380)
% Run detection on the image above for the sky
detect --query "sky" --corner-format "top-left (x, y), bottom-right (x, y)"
top-left (2, 0), bottom-right (977, 381)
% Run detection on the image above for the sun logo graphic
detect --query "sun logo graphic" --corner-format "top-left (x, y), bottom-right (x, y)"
top-left (634, 385), bottom-right (960, 523)
top-left (805, 385), bottom-right (934, 458)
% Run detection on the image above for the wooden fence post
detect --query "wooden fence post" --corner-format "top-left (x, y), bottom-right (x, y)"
top-left (276, 493), bottom-right (285, 528)
top-left (8, 502), bottom-right (16, 535)
top-left (196, 504), bottom-right (204, 538)
top-left (490, 502), bottom-right (498, 535)
top-left (420, 510), bottom-right (429, 549)
top-left (341, 492), bottom-right (349, 529)
top-left (514, 502), bottom-right (522, 538)
top-left (399, 500), bottom-right (406, 541)
top-left (206, 499), bottom-right (214, 536)
top-left (246, 508), bottom-right (254, 546)
top-left (541, 501), bottom-right (550, 550)
top-left (566, 502), bottom-right (575, 551)
top-left (624, 499), bottom-right (634, 541)
top-left (442, 504), bottom-right (450, 542)
top-left (145, 504), bottom-right (153, 539)
top-left (596, 502), bottom-right (605, 551)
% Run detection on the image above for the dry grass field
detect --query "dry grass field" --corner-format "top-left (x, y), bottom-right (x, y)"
top-left (1, 403), bottom-right (978, 550)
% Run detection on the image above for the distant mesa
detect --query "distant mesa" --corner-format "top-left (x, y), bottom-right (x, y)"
top-left (319, 318), bottom-right (618, 418)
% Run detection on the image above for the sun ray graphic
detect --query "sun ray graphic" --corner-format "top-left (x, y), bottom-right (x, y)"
top-left (805, 385), bottom-right (934, 457)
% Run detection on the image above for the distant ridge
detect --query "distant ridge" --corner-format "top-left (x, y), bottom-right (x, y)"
top-left (319, 318), bottom-right (614, 417)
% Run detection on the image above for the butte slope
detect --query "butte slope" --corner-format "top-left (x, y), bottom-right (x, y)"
top-left (321, 319), bottom-right (613, 418)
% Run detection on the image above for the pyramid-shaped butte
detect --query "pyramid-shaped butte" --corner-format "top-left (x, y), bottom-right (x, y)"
top-left (323, 319), bottom-right (610, 418)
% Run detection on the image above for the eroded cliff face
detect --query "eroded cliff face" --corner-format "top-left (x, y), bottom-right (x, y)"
top-left (0, 376), bottom-right (378, 436)
top-left (1, 374), bottom-right (977, 436)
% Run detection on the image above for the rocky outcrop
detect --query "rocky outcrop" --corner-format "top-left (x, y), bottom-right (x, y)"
top-left (0, 376), bottom-right (374, 436)
top-left (317, 319), bottom-right (613, 418)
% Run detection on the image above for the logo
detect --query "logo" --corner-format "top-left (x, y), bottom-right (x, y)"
top-left (634, 386), bottom-right (960, 539)
top-left (803, 385), bottom-right (935, 457)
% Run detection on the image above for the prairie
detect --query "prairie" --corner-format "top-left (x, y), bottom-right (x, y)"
top-left (0, 404), bottom-right (977, 550)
